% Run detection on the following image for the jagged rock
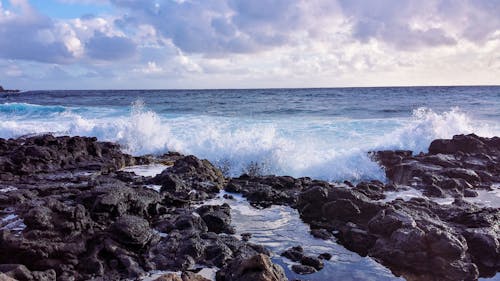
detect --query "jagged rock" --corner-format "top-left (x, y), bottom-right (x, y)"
top-left (0, 273), bottom-right (17, 281)
top-left (155, 273), bottom-right (182, 281)
top-left (318, 253), bottom-right (332, 260)
top-left (109, 215), bottom-right (156, 248)
top-left (1, 134), bottom-right (498, 281)
top-left (300, 255), bottom-right (323, 270)
top-left (280, 246), bottom-right (304, 262)
top-left (216, 254), bottom-right (287, 281)
top-left (291, 264), bottom-right (316, 275)
top-left (152, 155), bottom-right (225, 197)
top-left (195, 204), bottom-right (235, 234)
top-left (181, 271), bottom-right (211, 281)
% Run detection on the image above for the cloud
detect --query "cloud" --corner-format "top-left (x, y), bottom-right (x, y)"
top-left (339, 0), bottom-right (500, 49)
top-left (85, 31), bottom-right (137, 60)
top-left (0, 0), bottom-right (76, 63)
top-left (1, 0), bottom-right (499, 89)
top-left (110, 0), bottom-right (334, 55)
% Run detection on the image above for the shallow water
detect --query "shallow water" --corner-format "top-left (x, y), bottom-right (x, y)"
top-left (202, 191), bottom-right (403, 281)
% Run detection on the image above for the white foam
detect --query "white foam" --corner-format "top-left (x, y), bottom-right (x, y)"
top-left (374, 107), bottom-right (498, 153)
top-left (0, 214), bottom-right (26, 234)
top-left (464, 184), bottom-right (500, 208)
top-left (144, 185), bottom-right (162, 192)
top-left (381, 187), bottom-right (454, 205)
top-left (122, 164), bottom-right (169, 177)
top-left (0, 186), bottom-right (18, 193)
top-left (140, 268), bottom-right (217, 281)
top-left (1, 102), bottom-right (498, 182)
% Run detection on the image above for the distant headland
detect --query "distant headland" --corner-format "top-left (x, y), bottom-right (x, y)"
top-left (0, 85), bottom-right (20, 93)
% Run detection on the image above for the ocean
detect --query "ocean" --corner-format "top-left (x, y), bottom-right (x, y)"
top-left (1, 86), bottom-right (499, 182)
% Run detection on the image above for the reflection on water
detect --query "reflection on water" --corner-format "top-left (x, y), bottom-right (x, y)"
top-left (203, 191), bottom-right (403, 281)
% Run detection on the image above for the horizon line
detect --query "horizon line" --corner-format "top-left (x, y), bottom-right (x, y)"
top-left (15, 84), bottom-right (500, 92)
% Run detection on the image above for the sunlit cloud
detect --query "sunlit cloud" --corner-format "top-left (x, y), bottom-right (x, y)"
top-left (0, 0), bottom-right (498, 89)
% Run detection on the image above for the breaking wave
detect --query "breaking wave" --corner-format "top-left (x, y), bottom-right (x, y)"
top-left (0, 100), bottom-right (498, 182)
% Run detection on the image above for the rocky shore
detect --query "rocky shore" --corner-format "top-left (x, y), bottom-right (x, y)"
top-left (0, 134), bottom-right (498, 281)
top-left (0, 86), bottom-right (20, 94)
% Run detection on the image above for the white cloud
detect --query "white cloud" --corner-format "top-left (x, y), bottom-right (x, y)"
top-left (0, 0), bottom-right (499, 89)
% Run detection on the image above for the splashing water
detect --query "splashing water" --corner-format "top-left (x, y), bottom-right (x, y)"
top-left (1, 88), bottom-right (499, 181)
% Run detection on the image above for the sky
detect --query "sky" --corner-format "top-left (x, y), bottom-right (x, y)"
top-left (0, 0), bottom-right (499, 90)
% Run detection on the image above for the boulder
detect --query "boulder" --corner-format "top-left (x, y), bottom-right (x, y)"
top-left (216, 254), bottom-right (287, 281)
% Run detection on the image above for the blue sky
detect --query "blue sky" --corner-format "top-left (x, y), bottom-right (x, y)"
top-left (2, 0), bottom-right (112, 18)
top-left (0, 0), bottom-right (499, 89)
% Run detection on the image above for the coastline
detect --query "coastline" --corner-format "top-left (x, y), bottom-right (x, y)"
top-left (0, 134), bottom-right (498, 281)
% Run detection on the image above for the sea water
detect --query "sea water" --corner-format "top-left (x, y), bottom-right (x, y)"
top-left (2, 86), bottom-right (499, 182)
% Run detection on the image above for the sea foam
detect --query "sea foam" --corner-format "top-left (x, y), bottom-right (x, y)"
top-left (0, 100), bottom-right (498, 182)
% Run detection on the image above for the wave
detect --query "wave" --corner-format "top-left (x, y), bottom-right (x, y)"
top-left (0, 103), bottom-right (68, 117)
top-left (0, 100), bottom-right (498, 182)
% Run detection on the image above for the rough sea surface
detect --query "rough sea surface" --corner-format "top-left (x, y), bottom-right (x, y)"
top-left (2, 86), bottom-right (499, 182)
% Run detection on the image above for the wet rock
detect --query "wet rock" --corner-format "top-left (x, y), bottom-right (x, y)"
top-left (322, 199), bottom-right (361, 222)
top-left (442, 168), bottom-right (481, 183)
top-left (155, 273), bottom-right (182, 281)
top-left (280, 246), bottom-right (304, 262)
top-left (109, 215), bottom-right (156, 248)
top-left (181, 271), bottom-right (211, 281)
top-left (300, 256), bottom-right (323, 270)
top-left (429, 134), bottom-right (499, 155)
top-left (0, 264), bottom-right (33, 280)
top-left (195, 204), bottom-right (235, 234)
top-left (375, 134), bottom-right (500, 200)
top-left (291, 264), bottom-right (316, 275)
top-left (1, 134), bottom-right (499, 281)
top-left (309, 228), bottom-right (332, 239)
top-left (240, 233), bottom-right (252, 242)
top-left (216, 254), bottom-right (287, 281)
top-left (0, 135), bottom-right (136, 176)
top-left (463, 189), bottom-right (478, 197)
top-left (0, 273), bottom-right (17, 281)
top-left (354, 181), bottom-right (385, 200)
top-left (226, 176), bottom-right (306, 207)
top-left (318, 253), bottom-right (332, 260)
top-left (152, 155), bottom-right (225, 197)
top-left (463, 229), bottom-right (500, 276)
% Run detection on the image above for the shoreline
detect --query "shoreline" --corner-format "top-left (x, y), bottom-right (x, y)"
top-left (0, 134), bottom-right (498, 281)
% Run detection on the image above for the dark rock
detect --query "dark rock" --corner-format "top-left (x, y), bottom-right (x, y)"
top-left (300, 255), bottom-right (323, 270)
top-left (0, 264), bottom-right (33, 280)
top-left (0, 273), bottom-right (17, 281)
top-left (280, 246), bottom-right (304, 262)
top-left (195, 204), bottom-right (235, 234)
top-left (318, 253), bottom-right (332, 260)
top-left (291, 264), bottom-right (316, 275)
top-left (322, 199), bottom-right (361, 222)
top-left (216, 254), bottom-right (287, 281)
top-left (155, 273), bottom-right (182, 281)
top-left (463, 189), bottom-right (478, 197)
top-left (152, 155), bottom-right (225, 196)
top-left (310, 228), bottom-right (332, 239)
top-left (181, 271), bottom-right (211, 281)
top-left (240, 233), bottom-right (252, 242)
top-left (429, 134), bottom-right (498, 155)
top-left (109, 215), bottom-right (156, 248)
